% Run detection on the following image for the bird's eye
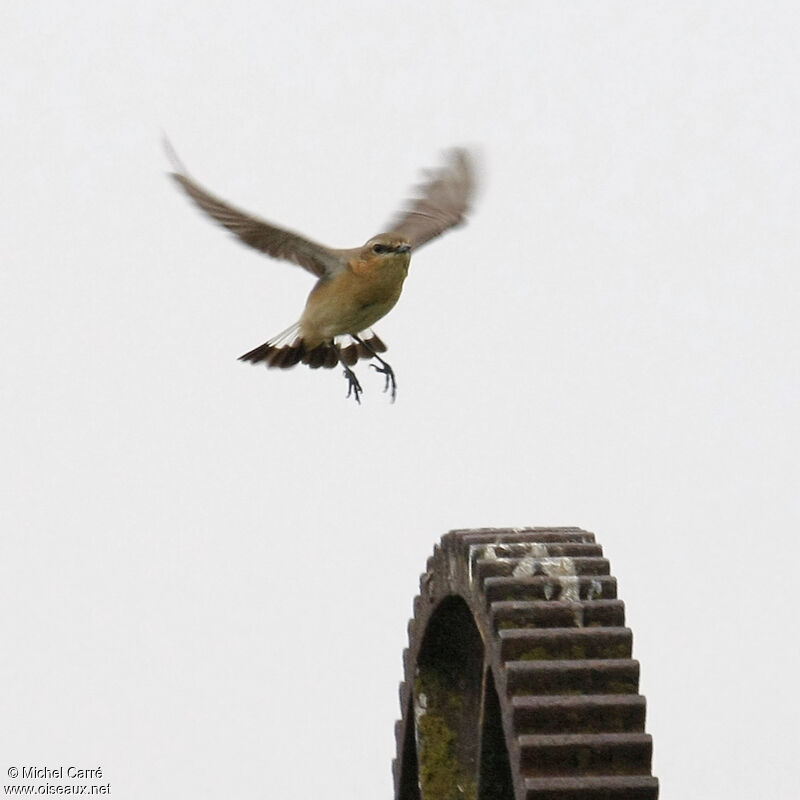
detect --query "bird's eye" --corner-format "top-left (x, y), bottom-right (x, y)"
top-left (372, 243), bottom-right (386, 254)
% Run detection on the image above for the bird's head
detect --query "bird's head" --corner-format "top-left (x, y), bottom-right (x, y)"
top-left (352, 234), bottom-right (411, 279)
top-left (363, 234), bottom-right (411, 259)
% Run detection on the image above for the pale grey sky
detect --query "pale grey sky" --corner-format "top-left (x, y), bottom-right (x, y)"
top-left (2, 1), bottom-right (799, 797)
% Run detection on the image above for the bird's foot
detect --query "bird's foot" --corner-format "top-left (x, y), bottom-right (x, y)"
top-left (342, 366), bottom-right (363, 404)
top-left (370, 361), bottom-right (397, 402)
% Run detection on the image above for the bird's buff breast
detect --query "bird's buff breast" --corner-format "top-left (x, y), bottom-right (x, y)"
top-left (300, 259), bottom-right (408, 342)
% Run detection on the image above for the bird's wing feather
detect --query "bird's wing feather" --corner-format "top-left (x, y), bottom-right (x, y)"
top-left (385, 148), bottom-right (475, 251)
top-left (165, 141), bottom-right (346, 279)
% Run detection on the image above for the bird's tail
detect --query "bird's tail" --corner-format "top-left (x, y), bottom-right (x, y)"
top-left (238, 325), bottom-right (387, 370)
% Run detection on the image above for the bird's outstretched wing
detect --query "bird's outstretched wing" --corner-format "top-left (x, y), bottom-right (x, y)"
top-left (385, 148), bottom-right (475, 251)
top-left (164, 139), bottom-right (346, 279)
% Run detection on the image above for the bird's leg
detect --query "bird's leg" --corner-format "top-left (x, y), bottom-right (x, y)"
top-left (337, 348), bottom-right (363, 404)
top-left (342, 364), bottom-right (363, 404)
top-left (353, 336), bottom-right (397, 402)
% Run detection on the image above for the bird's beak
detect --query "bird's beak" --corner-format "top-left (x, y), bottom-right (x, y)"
top-left (398, 243), bottom-right (411, 253)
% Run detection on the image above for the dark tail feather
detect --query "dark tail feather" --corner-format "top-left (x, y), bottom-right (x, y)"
top-left (239, 341), bottom-right (278, 363)
top-left (369, 332), bottom-right (387, 353)
top-left (239, 338), bottom-right (308, 369)
top-left (239, 331), bottom-right (388, 370)
top-left (339, 343), bottom-right (359, 366)
top-left (303, 343), bottom-right (331, 369)
top-left (238, 338), bottom-right (340, 370)
top-left (356, 332), bottom-right (388, 358)
top-left (324, 347), bottom-right (339, 368)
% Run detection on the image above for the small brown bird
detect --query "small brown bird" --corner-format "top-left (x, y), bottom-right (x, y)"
top-left (166, 141), bottom-right (475, 402)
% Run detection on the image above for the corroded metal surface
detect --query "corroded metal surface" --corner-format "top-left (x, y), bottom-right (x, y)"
top-left (394, 528), bottom-right (658, 800)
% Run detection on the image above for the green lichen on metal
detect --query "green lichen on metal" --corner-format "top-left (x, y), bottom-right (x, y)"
top-left (416, 674), bottom-right (477, 800)
top-left (613, 641), bottom-right (632, 658)
top-left (417, 711), bottom-right (477, 800)
top-left (518, 646), bottom-right (550, 660)
top-left (569, 643), bottom-right (587, 659)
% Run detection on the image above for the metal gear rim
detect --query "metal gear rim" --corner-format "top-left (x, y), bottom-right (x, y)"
top-left (393, 527), bottom-right (659, 800)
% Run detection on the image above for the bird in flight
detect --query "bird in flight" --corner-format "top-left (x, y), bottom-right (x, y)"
top-left (166, 141), bottom-right (475, 403)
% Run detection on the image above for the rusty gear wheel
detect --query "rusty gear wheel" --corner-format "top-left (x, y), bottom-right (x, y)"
top-left (393, 528), bottom-right (659, 800)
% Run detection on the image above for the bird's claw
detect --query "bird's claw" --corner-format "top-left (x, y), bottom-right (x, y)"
top-left (343, 367), bottom-right (363, 404)
top-left (370, 362), bottom-right (397, 402)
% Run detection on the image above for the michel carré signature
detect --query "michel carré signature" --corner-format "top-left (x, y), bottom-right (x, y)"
top-left (20, 767), bottom-right (102, 780)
